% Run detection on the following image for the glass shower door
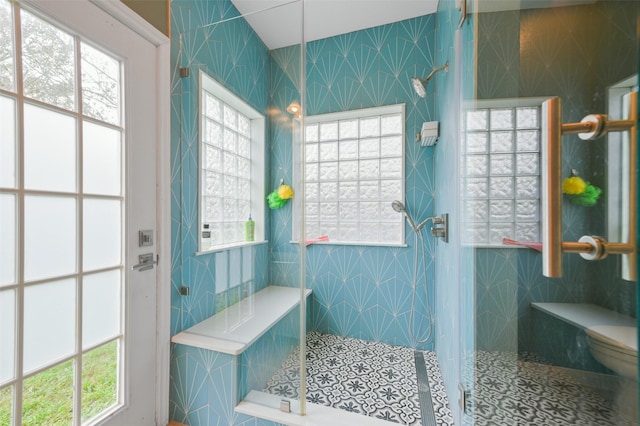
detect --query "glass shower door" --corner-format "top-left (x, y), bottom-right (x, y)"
top-left (467, 1), bottom-right (639, 424)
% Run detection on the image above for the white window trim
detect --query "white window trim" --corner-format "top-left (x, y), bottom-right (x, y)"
top-left (198, 70), bottom-right (266, 253)
top-left (293, 103), bottom-right (407, 247)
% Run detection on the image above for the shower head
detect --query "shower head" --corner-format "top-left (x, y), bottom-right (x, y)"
top-left (391, 200), bottom-right (418, 232)
top-left (411, 77), bottom-right (427, 98)
top-left (411, 61), bottom-right (449, 98)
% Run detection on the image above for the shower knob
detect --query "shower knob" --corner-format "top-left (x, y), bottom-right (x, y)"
top-left (430, 213), bottom-right (448, 242)
top-left (431, 226), bottom-right (446, 239)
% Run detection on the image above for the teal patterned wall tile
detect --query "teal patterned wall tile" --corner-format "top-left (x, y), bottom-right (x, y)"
top-left (170, 344), bottom-right (233, 424)
top-left (170, 1), bottom-right (288, 423)
top-left (171, 0), bottom-right (271, 334)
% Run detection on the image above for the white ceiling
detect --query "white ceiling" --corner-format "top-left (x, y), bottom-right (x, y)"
top-left (230, 0), bottom-right (598, 50)
top-left (230, 0), bottom-right (439, 50)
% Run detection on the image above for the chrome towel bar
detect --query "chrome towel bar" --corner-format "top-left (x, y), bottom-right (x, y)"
top-left (541, 91), bottom-right (637, 279)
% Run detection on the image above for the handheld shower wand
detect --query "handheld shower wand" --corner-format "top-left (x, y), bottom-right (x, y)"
top-left (391, 200), bottom-right (445, 233)
top-left (391, 200), bottom-right (418, 232)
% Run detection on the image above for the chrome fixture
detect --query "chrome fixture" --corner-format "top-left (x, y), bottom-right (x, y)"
top-left (541, 91), bottom-right (637, 279)
top-left (417, 121), bottom-right (439, 146)
top-left (391, 200), bottom-right (446, 234)
top-left (411, 62), bottom-right (449, 98)
top-left (391, 200), bottom-right (418, 232)
top-left (132, 253), bottom-right (158, 272)
top-left (457, 0), bottom-right (467, 28)
top-left (430, 213), bottom-right (448, 243)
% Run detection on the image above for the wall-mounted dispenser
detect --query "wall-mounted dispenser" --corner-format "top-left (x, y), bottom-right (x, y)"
top-left (418, 121), bottom-right (439, 146)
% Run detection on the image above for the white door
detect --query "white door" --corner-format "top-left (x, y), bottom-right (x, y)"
top-left (0, 1), bottom-right (168, 425)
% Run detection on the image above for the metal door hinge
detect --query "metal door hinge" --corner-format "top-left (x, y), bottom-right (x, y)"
top-left (458, 383), bottom-right (469, 414)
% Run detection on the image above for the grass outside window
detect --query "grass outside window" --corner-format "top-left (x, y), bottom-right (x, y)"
top-left (0, 340), bottom-right (118, 425)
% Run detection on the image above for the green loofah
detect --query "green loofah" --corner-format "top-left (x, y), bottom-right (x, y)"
top-left (568, 183), bottom-right (601, 206)
top-left (267, 190), bottom-right (288, 209)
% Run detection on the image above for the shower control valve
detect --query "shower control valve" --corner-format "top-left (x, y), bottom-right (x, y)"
top-left (430, 213), bottom-right (449, 243)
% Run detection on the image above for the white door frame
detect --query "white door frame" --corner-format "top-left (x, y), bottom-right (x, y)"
top-left (81, 1), bottom-right (171, 424)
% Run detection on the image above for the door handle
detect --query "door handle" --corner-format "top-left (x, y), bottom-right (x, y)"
top-left (132, 253), bottom-right (157, 271)
top-left (541, 92), bottom-right (637, 279)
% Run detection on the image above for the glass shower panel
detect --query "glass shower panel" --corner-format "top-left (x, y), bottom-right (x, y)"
top-left (254, 0), bottom-right (306, 411)
top-left (468, 2), bottom-right (639, 424)
top-left (171, 0), bottom-right (304, 414)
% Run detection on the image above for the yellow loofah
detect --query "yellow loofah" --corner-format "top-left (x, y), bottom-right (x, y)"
top-left (562, 176), bottom-right (587, 195)
top-left (277, 184), bottom-right (294, 200)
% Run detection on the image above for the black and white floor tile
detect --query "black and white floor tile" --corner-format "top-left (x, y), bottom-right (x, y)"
top-left (473, 351), bottom-right (627, 426)
top-left (263, 331), bottom-right (454, 425)
top-left (265, 339), bottom-right (632, 425)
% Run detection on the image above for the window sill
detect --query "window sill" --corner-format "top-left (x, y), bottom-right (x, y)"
top-left (289, 240), bottom-right (407, 248)
top-left (461, 243), bottom-right (531, 249)
top-left (196, 240), bottom-right (268, 255)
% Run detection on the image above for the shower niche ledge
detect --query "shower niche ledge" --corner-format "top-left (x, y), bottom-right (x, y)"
top-left (531, 302), bottom-right (635, 330)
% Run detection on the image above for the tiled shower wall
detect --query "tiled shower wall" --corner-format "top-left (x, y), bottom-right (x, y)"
top-left (474, 2), bottom-right (638, 365)
top-left (289, 15), bottom-right (439, 350)
top-left (170, 0), bottom-right (271, 336)
top-left (170, 3), bottom-right (440, 351)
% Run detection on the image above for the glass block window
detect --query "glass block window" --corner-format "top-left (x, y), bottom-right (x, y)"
top-left (199, 72), bottom-right (265, 251)
top-left (303, 104), bottom-right (405, 245)
top-left (462, 103), bottom-right (541, 245)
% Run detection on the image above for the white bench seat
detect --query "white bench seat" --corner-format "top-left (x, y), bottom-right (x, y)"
top-left (171, 286), bottom-right (311, 355)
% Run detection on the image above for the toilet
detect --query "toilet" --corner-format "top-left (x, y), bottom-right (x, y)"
top-left (586, 325), bottom-right (638, 422)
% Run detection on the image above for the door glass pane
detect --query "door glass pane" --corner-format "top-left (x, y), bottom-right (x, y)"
top-left (0, 0), bottom-right (14, 92)
top-left (24, 195), bottom-right (76, 282)
top-left (0, 194), bottom-right (16, 286)
top-left (83, 199), bottom-right (121, 271)
top-left (83, 270), bottom-right (121, 349)
top-left (0, 385), bottom-right (11, 425)
top-left (22, 359), bottom-right (73, 425)
top-left (81, 341), bottom-right (118, 422)
top-left (24, 104), bottom-right (76, 192)
top-left (81, 42), bottom-right (121, 125)
top-left (0, 289), bottom-right (15, 382)
top-left (0, 96), bottom-right (16, 187)
top-left (21, 9), bottom-right (75, 110)
top-left (83, 121), bottom-right (121, 196)
top-left (23, 279), bottom-right (76, 373)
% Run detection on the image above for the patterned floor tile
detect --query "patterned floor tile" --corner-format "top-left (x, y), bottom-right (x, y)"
top-left (264, 331), bottom-right (454, 425)
top-left (473, 351), bottom-right (632, 426)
